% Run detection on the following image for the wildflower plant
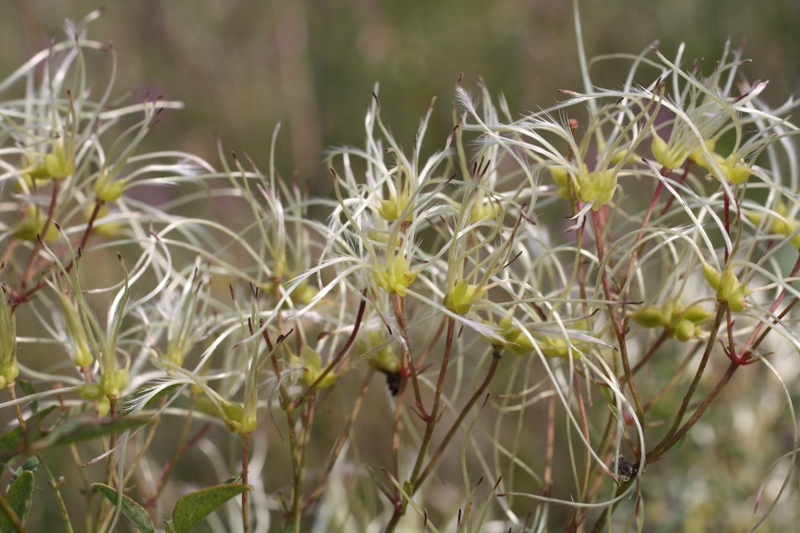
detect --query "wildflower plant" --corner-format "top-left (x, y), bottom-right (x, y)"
top-left (2, 3), bottom-right (800, 533)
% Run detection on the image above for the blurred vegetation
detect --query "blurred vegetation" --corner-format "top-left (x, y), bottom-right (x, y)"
top-left (4, 1), bottom-right (800, 532)
top-left (4, 0), bottom-right (799, 191)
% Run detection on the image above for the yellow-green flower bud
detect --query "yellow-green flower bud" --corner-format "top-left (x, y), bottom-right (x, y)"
top-left (703, 263), bottom-right (721, 291)
top-left (727, 286), bottom-right (750, 313)
top-left (87, 202), bottom-right (123, 237)
top-left (0, 361), bottom-right (18, 387)
top-left (503, 329), bottom-right (535, 356)
top-left (13, 206), bottom-right (59, 243)
top-left (362, 331), bottom-right (400, 374)
top-left (292, 279), bottom-right (318, 306)
top-left (56, 292), bottom-right (94, 368)
top-left (76, 383), bottom-right (105, 401)
top-left (674, 319), bottom-right (696, 342)
top-left (373, 255), bottom-right (417, 296)
top-left (444, 279), bottom-right (484, 315)
top-left (469, 200), bottom-right (495, 223)
top-left (94, 175), bottom-right (128, 203)
top-left (651, 131), bottom-right (686, 170)
top-left (688, 139), bottom-right (717, 168)
top-left (377, 188), bottom-right (412, 222)
top-left (44, 138), bottom-right (75, 180)
top-left (630, 306), bottom-right (668, 328)
top-left (300, 346), bottom-right (337, 388)
top-left (714, 269), bottom-right (750, 312)
top-left (222, 401), bottom-right (244, 422)
top-left (538, 336), bottom-right (571, 358)
top-left (783, 220), bottom-right (800, 250)
top-left (681, 305), bottom-right (713, 324)
top-left (100, 368), bottom-right (129, 398)
top-left (97, 397), bottom-right (111, 417)
top-left (578, 169), bottom-right (617, 208)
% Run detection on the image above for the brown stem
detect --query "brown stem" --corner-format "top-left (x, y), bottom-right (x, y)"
top-left (392, 293), bottom-right (425, 417)
top-left (143, 422), bottom-right (210, 508)
top-left (408, 317), bottom-right (455, 488)
top-left (591, 210), bottom-right (644, 423)
top-left (289, 294), bottom-right (366, 409)
top-left (19, 182), bottom-right (60, 290)
top-left (646, 303), bottom-right (727, 460)
top-left (414, 349), bottom-right (500, 491)
top-left (649, 361), bottom-right (738, 462)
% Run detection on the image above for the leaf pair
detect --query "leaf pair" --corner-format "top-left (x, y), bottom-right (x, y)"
top-left (93, 483), bottom-right (251, 533)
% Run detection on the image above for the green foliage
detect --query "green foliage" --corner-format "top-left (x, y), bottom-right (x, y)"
top-left (0, 471), bottom-right (34, 532)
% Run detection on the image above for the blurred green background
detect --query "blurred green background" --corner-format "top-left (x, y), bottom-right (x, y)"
top-left (3, 0), bottom-right (799, 188)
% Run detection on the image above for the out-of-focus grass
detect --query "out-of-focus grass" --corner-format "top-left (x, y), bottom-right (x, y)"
top-left (4, 0), bottom-right (799, 194)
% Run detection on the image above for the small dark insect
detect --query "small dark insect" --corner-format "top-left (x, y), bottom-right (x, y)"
top-left (384, 370), bottom-right (402, 396)
top-left (614, 455), bottom-right (638, 482)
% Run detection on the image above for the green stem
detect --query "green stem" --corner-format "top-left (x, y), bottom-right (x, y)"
top-left (242, 433), bottom-right (250, 533)
top-left (36, 453), bottom-right (74, 533)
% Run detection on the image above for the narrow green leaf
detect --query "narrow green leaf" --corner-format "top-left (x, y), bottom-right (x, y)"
top-left (172, 484), bottom-right (251, 533)
top-left (164, 521), bottom-right (176, 533)
top-left (0, 471), bottom-right (34, 532)
top-left (221, 473), bottom-right (242, 485)
top-left (30, 417), bottom-right (149, 451)
top-left (15, 381), bottom-right (37, 414)
top-left (92, 483), bottom-right (154, 533)
top-left (8, 457), bottom-right (38, 488)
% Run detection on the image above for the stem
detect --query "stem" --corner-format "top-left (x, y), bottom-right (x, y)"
top-left (19, 182), bottom-right (60, 290)
top-left (408, 317), bottom-right (455, 487)
top-left (241, 433), bottom-right (250, 533)
top-left (143, 420), bottom-right (210, 508)
top-left (289, 295), bottom-right (366, 409)
top-left (414, 350), bottom-right (501, 491)
top-left (646, 304), bottom-right (727, 460)
top-left (392, 294), bottom-right (425, 417)
top-left (650, 362), bottom-right (739, 461)
top-left (289, 396), bottom-right (316, 532)
top-left (390, 371), bottom-right (407, 507)
top-left (591, 210), bottom-right (644, 423)
top-left (94, 397), bottom-right (118, 533)
top-left (36, 453), bottom-right (74, 533)
top-left (14, 196), bottom-right (102, 305)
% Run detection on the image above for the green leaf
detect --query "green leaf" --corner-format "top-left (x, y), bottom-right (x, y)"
top-left (0, 406), bottom-right (57, 462)
top-left (30, 417), bottom-right (149, 451)
top-left (221, 473), bottom-right (242, 484)
top-left (0, 470), bottom-right (34, 532)
top-left (8, 457), bottom-right (38, 488)
top-left (15, 381), bottom-right (37, 414)
top-left (92, 483), bottom-right (154, 533)
top-left (172, 484), bottom-right (251, 533)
